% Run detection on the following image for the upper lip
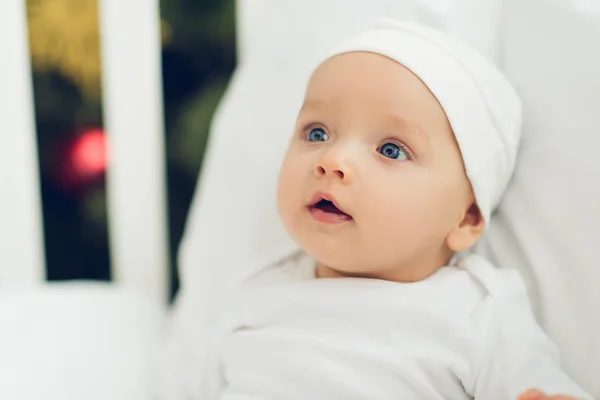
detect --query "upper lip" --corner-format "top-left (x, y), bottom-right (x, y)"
top-left (308, 191), bottom-right (351, 216)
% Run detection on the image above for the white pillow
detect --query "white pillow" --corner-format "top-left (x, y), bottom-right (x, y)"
top-left (163, 0), bottom-right (600, 397)
top-left (478, 0), bottom-right (600, 396)
top-left (0, 283), bottom-right (163, 400)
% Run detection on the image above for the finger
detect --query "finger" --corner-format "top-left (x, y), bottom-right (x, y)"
top-left (518, 389), bottom-right (546, 400)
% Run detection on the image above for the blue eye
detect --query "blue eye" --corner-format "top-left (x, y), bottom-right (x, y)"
top-left (379, 142), bottom-right (409, 160)
top-left (307, 128), bottom-right (329, 142)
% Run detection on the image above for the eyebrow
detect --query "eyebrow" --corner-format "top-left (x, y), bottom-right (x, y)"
top-left (299, 99), bottom-right (431, 142)
top-left (386, 114), bottom-right (431, 142)
top-left (299, 98), bottom-right (330, 113)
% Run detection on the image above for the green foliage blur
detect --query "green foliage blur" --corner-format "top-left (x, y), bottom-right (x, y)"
top-left (161, 0), bottom-right (236, 172)
top-left (30, 0), bottom-right (236, 297)
top-left (161, 0), bottom-right (236, 295)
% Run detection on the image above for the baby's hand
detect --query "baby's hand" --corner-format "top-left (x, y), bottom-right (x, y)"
top-left (518, 388), bottom-right (579, 400)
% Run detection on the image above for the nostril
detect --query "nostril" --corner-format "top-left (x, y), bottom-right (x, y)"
top-left (314, 165), bottom-right (346, 180)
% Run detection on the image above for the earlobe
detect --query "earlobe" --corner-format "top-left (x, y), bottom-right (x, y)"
top-left (446, 204), bottom-right (485, 252)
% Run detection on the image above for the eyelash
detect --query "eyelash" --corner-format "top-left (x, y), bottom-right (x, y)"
top-left (299, 123), bottom-right (414, 160)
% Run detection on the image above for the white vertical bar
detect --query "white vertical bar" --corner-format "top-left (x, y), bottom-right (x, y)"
top-left (235, 0), bottom-right (274, 63)
top-left (99, 0), bottom-right (169, 303)
top-left (0, 0), bottom-right (46, 284)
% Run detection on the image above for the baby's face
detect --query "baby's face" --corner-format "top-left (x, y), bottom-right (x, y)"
top-left (277, 52), bottom-right (477, 281)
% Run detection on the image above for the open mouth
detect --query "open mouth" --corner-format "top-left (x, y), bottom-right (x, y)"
top-left (308, 194), bottom-right (352, 223)
top-left (312, 199), bottom-right (346, 214)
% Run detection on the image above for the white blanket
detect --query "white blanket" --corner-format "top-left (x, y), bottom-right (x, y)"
top-left (208, 252), bottom-right (591, 400)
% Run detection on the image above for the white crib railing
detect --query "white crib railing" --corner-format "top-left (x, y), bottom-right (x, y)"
top-left (0, 0), bottom-right (169, 305)
top-left (99, 0), bottom-right (169, 304)
top-left (0, 0), bottom-right (264, 305)
top-left (0, 0), bottom-right (46, 285)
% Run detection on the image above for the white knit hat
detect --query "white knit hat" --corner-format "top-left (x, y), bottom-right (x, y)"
top-left (327, 19), bottom-right (522, 225)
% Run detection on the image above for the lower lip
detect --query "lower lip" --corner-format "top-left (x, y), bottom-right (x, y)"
top-left (308, 207), bottom-right (353, 224)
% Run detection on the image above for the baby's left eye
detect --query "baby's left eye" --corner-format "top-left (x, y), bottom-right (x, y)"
top-left (306, 127), bottom-right (329, 142)
top-left (378, 142), bottom-right (409, 160)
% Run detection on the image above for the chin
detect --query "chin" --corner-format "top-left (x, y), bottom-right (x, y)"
top-left (303, 243), bottom-right (359, 271)
top-left (302, 243), bottom-right (335, 263)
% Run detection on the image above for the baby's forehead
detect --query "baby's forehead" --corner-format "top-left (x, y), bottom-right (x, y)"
top-left (306, 53), bottom-right (437, 102)
top-left (299, 57), bottom-right (448, 135)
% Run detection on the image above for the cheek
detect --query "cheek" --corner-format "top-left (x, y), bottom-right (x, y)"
top-left (358, 173), bottom-right (458, 239)
top-left (276, 154), bottom-right (307, 231)
top-left (362, 187), bottom-right (430, 240)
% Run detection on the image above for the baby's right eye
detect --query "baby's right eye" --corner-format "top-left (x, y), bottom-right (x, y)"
top-left (306, 127), bottom-right (329, 142)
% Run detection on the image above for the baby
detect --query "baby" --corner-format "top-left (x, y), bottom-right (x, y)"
top-left (210, 20), bottom-right (592, 400)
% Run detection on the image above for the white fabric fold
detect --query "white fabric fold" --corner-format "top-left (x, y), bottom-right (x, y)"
top-left (211, 253), bottom-right (592, 399)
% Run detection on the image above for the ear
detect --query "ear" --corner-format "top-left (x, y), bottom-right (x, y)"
top-left (446, 203), bottom-right (485, 252)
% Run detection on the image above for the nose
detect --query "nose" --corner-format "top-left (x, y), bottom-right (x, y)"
top-left (314, 148), bottom-right (354, 184)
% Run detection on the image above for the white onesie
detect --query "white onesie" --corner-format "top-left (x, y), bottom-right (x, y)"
top-left (208, 252), bottom-right (591, 400)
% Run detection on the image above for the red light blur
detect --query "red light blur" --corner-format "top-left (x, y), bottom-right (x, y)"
top-left (70, 128), bottom-right (107, 179)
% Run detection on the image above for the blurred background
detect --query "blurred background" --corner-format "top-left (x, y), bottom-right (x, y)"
top-left (25, 0), bottom-right (236, 298)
